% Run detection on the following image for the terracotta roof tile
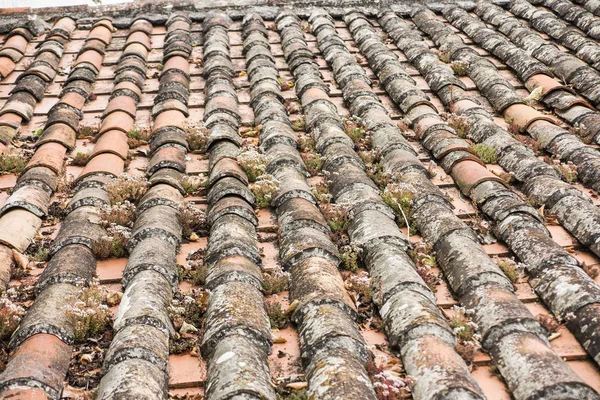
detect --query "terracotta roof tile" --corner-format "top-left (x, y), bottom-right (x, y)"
top-left (3, 3), bottom-right (600, 399)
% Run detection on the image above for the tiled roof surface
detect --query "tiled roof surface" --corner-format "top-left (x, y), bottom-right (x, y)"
top-left (1, 1), bottom-right (600, 399)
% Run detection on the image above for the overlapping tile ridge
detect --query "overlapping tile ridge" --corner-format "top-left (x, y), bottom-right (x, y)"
top-left (2, 2), bottom-right (600, 400)
top-left (0, 17), bottom-right (112, 291)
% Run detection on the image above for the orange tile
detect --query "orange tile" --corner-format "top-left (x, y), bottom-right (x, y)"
top-left (97, 258), bottom-right (127, 283)
top-left (168, 354), bottom-right (206, 388)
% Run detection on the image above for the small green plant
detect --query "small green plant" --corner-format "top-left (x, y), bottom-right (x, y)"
top-left (311, 180), bottom-right (331, 204)
top-left (0, 294), bottom-right (25, 339)
top-left (126, 126), bottom-right (151, 148)
top-left (343, 117), bottom-right (367, 144)
top-left (449, 307), bottom-right (476, 342)
top-left (32, 246), bottom-right (50, 262)
top-left (184, 120), bottom-right (209, 153)
top-left (554, 160), bottom-right (577, 183)
top-left (381, 183), bottom-right (414, 229)
top-left (450, 61), bottom-right (468, 76)
top-left (339, 244), bottom-right (362, 272)
top-left (92, 225), bottom-right (130, 259)
top-left (365, 161), bottom-right (391, 191)
top-left (319, 202), bottom-right (350, 233)
top-left (497, 259), bottom-right (519, 283)
top-left (263, 267), bottom-right (290, 295)
top-left (515, 133), bottom-right (543, 155)
top-left (182, 176), bottom-right (204, 196)
top-left (297, 133), bottom-right (316, 153)
top-left (358, 149), bottom-right (378, 165)
top-left (79, 125), bottom-right (98, 138)
top-left (279, 389), bottom-right (309, 400)
top-left (472, 143), bottom-right (498, 164)
top-left (449, 306), bottom-right (480, 363)
top-left (237, 149), bottom-right (269, 182)
top-left (65, 283), bottom-right (111, 343)
top-left (179, 262), bottom-right (208, 286)
top-left (438, 50), bottom-right (451, 63)
top-left (240, 124), bottom-right (262, 138)
top-left (250, 174), bottom-right (280, 208)
top-left (445, 113), bottom-right (469, 138)
top-left (0, 154), bottom-right (27, 175)
top-left (265, 301), bottom-right (289, 329)
top-left (178, 203), bottom-right (208, 240)
top-left (301, 152), bottom-right (322, 176)
top-left (32, 128), bottom-right (44, 137)
top-left (278, 77), bottom-right (295, 91)
top-left (106, 175), bottom-right (148, 205)
top-left (169, 290), bottom-right (208, 332)
top-left (409, 241), bottom-right (441, 291)
top-left (291, 118), bottom-right (306, 132)
top-left (99, 201), bottom-right (136, 228)
top-left (570, 123), bottom-right (586, 139)
top-left (70, 152), bottom-right (89, 167)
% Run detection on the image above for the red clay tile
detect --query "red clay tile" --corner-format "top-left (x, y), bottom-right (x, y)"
top-left (36, 123), bottom-right (76, 150)
top-left (1, 387), bottom-right (50, 399)
top-left (113, 81), bottom-right (143, 99)
top-left (0, 243), bottom-right (13, 287)
top-left (413, 115), bottom-right (443, 137)
top-left (54, 17), bottom-right (76, 34)
top-left (123, 43), bottom-right (149, 60)
top-left (569, 361), bottom-right (600, 393)
top-left (0, 174), bottom-right (17, 190)
top-left (78, 153), bottom-right (125, 180)
top-left (504, 103), bottom-right (556, 131)
top-left (91, 129), bottom-right (128, 160)
top-left (25, 142), bottom-right (67, 174)
top-left (93, 18), bottom-right (113, 31)
top-left (0, 7), bottom-right (30, 14)
top-left (130, 19), bottom-right (153, 36)
top-left (0, 208), bottom-right (42, 252)
top-left (60, 91), bottom-right (86, 110)
top-left (451, 160), bottom-right (505, 195)
top-left (89, 25), bottom-right (112, 46)
top-left (153, 109), bottom-right (186, 131)
top-left (525, 74), bottom-right (570, 99)
top-left (450, 99), bottom-right (480, 114)
top-left (0, 57), bottom-right (16, 78)
top-left (98, 111), bottom-right (135, 135)
top-left (163, 55), bottom-right (189, 74)
top-left (1, 333), bottom-right (71, 393)
top-left (301, 87), bottom-right (330, 105)
top-left (168, 354), bottom-right (206, 388)
top-left (4, 34), bottom-right (28, 54)
top-left (0, 112), bottom-right (22, 126)
top-left (127, 31), bottom-right (152, 51)
top-left (75, 49), bottom-right (104, 72)
top-left (103, 95), bottom-right (137, 119)
top-left (471, 366), bottom-right (511, 399)
top-left (97, 258), bottom-right (127, 283)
